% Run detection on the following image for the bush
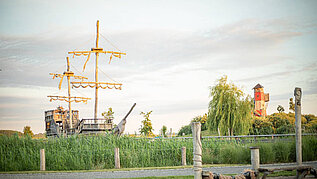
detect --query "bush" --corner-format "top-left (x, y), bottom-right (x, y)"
top-left (250, 118), bottom-right (274, 135)
top-left (177, 125), bottom-right (192, 136)
top-left (276, 124), bottom-right (295, 134)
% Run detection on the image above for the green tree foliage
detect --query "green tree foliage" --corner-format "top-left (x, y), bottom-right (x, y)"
top-left (139, 111), bottom-right (154, 136)
top-left (160, 125), bottom-right (167, 137)
top-left (250, 117), bottom-right (274, 135)
top-left (276, 124), bottom-right (295, 134)
top-left (268, 113), bottom-right (295, 134)
top-left (303, 114), bottom-right (317, 123)
top-left (102, 107), bottom-right (114, 121)
top-left (268, 112), bottom-right (306, 127)
top-left (289, 98), bottom-right (295, 112)
top-left (277, 105), bottom-right (285, 113)
top-left (177, 114), bottom-right (208, 136)
top-left (177, 125), bottom-right (192, 136)
top-left (192, 114), bottom-right (208, 131)
top-left (250, 112), bottom-right (315, 135)
top-left (303, 114), bottom-right (317, 133)
top-left (23, 126), bottom-right (34, 137)
top-left (207, 76), bottom-right (253, 136)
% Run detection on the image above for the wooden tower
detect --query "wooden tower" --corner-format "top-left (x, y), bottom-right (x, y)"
top-left (253, 83), bottom-right (269, 117)
top-left (68, 20), bottom-right (126, 120)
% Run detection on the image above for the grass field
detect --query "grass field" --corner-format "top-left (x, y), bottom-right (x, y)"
top-left (0, 134), bottom-right (316, 171)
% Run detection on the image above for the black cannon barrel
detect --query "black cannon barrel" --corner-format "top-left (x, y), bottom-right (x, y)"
top-left (123, 103), bottom-right (136, 120)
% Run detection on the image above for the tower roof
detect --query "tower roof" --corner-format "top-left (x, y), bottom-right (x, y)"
top-left (253, 83), bottom-right (264, 89)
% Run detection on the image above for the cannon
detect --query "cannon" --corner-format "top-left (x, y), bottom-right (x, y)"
top-left (113, 103), bottom-right (136, 136)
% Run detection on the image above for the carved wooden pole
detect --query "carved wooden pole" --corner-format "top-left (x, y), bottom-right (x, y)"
top-left (181, 147), bottom-right (187, 166)
top-left (40, 149), bottom-right (45, 171)
top-left (192, 122), bottom-right (202, 179)
top-left (294, 87), bottom-right (302, 166)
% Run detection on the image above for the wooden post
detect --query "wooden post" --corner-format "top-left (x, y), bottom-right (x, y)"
top-left (295, 87), bottom-right (302, 167)
top-left (114, 148), bottom-right (120, 169)
top-left (182, 147), bottom-right (187, 166)
top-left (40, 149), bottom-right (45, 171)
top-left (170, 128), bottom-right (172, 137)
top-left (250, 147), bottom-right (260, 171)
top-left (192, 122), bottom-right (202, 179)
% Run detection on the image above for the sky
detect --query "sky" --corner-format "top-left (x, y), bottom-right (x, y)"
top-left (0, 0), bottom-right (317, 134)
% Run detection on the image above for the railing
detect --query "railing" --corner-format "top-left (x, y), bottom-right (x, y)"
top-left (136, 133), bottom-right (317, 140)
top-left (78, 118), bottom-right (112, 133)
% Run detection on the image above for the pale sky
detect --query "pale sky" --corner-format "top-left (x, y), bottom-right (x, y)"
top-left (0, 0), bottom-right (317, 134)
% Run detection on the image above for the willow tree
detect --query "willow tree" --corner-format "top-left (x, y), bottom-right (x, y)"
top-left (207, 76), bottom-right (253, 136)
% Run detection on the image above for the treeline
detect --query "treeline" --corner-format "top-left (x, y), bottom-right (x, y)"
top-left (178, 108), bottom-right (317, 137)
top-left (178, 76), bottom-right (317, 136)
top-left (250, 112), bottom-right (317, 135)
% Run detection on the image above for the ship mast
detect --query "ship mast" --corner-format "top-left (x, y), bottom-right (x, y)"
top-left (48, 57), bottom-right (91, 130)
top-left (95, 20), bottom-right (100, 120)
top-left (68, 20), bottom-right (126, 120)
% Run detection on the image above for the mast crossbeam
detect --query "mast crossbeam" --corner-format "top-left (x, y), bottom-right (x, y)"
top-left (69, 50), bottom-right (126, 69)
top-left (49, 72), bottom-right (87, 90)
top-left (48, 95), bottom-right (91, 103)
top-left (71, 81), bottom-right (122, 90)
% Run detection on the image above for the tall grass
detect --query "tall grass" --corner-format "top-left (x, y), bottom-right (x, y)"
top-left (0, 135), bottom-right (316, 171)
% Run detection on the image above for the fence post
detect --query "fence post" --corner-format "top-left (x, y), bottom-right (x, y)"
top-left (181, 147), bottom-right (186, 166)
top-left (114, 148), bottom-right (120, 169)
top-left (40, 149), bottom-right (45, 171)
top-left (192, 122), bottom-right (202, 179)
top-left (294, 87), bottom-right (302, 166)
top-left (250, 147), bottom-right (260, 171)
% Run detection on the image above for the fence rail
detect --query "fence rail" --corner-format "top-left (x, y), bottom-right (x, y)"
top-left (136, 133), bottom-right (317, 140)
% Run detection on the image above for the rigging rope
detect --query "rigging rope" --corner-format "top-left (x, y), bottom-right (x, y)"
top-left (98, 67), bottom-right (119, 83)
top-left (99, 32), bottom-right (122, 52)
top-left (72, 87), bottom-right (90, 98)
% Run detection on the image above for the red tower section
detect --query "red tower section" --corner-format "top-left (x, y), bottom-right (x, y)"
top-left (253, 84), bottom-right (269, 117)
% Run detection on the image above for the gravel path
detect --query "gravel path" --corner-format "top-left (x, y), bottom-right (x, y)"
top-left (1, 161), bottom-right (316, 179)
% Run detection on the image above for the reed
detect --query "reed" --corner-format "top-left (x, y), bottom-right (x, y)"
top-left (0, 135), bottom-right (316, 171)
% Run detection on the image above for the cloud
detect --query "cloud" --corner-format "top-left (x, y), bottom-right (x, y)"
top-left (1, 17), bottom-right (316, 133)
top-left (238, 63), bottom-right (317, 82)
top-left (0, 18), bottom-right (309, 87)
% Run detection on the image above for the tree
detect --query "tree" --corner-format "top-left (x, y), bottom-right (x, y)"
top-left (192, 114), bottom-right (208, 131)
top-left (289, 98), bottom-right (295, 112)
top-left (160, 125), bottom-right (167, 137)
top-left (139, 111), bottom-right (154, 136)
top-left (207, 76), bottom-right (253, 136)
top-left (23, 126), bottom-right (34, 137)
top-left (277, 105), bottom-right (285, 113)
top-left (177, 125), bottom-right (191, 136)
top-left (102, 107), bottom-right (114, 121)
top-left (250, 117), bottom-right (274, 135)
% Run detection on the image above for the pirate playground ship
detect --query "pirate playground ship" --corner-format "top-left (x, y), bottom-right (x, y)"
top-left (45, 20), bottom-right (135, 137)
